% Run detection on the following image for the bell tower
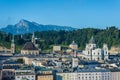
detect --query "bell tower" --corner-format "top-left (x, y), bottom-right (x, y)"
top-left (32, 32), bottom-right (36, 44)
top-left (11, 35), bottom-right (15, 53)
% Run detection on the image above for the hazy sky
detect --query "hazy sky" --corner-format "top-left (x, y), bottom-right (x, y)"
top-left (0, 0), bottom-right (120, 28)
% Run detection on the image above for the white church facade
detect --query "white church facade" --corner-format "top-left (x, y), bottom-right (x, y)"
top-left (82, 36), bottom-right (109, 61)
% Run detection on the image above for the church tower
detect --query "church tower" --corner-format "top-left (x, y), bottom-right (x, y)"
top-left (31, 32), bottom-right (40, 50)
top-left (11, 35), bottom-right (15, 53)
top-left (85, 36), bottom-right (97, 60)
top-left (32, 32), bottom-right (36, 44)
top-left (103, 43), bottom-right (109, 60)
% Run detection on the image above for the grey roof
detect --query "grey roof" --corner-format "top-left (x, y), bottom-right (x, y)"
top-left (89, 36), bottom-right (95, 44)
top-left (77, 69), bottom-right (110, 72)
top-left (3, 60), bottom-right (22, 64)
top-left (57, 69), bottom-right (110, 73)
top-left (22, 42), bottom-right (38, 50)
top-left (70, 41), bottom-right (77, 45)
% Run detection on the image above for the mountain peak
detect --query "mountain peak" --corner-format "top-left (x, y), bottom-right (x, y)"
top-left (0, 19), bottom-right (75, 34)
top-left (19, 19), bottom-right (29, 22)
top-left (16, 19), bottom-right (30, 27)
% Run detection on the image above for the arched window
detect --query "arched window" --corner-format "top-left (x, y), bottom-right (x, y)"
top-left (98, 53), bottom-right (99, 55)
top-left (106, 52), bottom-right (107, 55)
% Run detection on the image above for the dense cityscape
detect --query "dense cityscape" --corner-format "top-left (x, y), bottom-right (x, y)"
top-left (1, 0), bottom-right (120, 80)
top-left (0, 32), bottom-right (120, 80)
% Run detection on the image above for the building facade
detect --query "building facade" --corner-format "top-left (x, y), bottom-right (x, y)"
top-left (21, 42), bottom-right (39, 55)
top-left (53, 46), bottom-right (61, 52)
top-left (15, 69), bottom-right (35, 80)
top-left (21, 32), bottom-right (40, 55)
top-left (56, 69), bottom-right (110, 80)
top-left (69, 41), bottom-right (78, 50)
top-left (37, 71), bottom-right (53, 80)
top-left (72, 58), bottom-right (78, 68)
top-left (2, 69), bottom-right (15, 80)
top-left (111, 71), bottom-right (120, 80)
top-left (82, 36), bottom-right (109, 61)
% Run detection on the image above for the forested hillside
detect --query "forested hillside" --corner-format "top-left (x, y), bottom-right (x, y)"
top-left (0, 26), bottom-right (119, 52)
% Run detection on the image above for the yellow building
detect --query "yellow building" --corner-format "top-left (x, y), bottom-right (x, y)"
top-left (23, 57), bottom-right (32, 65)
top-left (0, 46), bottom-right (12, 56)
top-left (0, 46), bottom-right (11, 53)
top-left (53, 46), bottom-right (61, 52)
top-left (69, 41), bottom-right (78, 50)
top-left (37, 70), bottom-right (54, 80)
top-left (37, 74), bottom-right (53, 80)
top-left (109, 46), bottom-right (120, 55)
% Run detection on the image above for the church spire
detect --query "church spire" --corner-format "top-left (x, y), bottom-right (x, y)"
top-left (11, 34), bottom-right (15, 53)
top-left (11, 35), bottom-right (14, 43)
top-left (89, 36), bottom-right (95, 44)
top-left (32, 32), bottom-right (36, 44)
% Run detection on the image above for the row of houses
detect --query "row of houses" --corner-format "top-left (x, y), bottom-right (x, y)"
top-left (1, 66), bottom-right (120, 80)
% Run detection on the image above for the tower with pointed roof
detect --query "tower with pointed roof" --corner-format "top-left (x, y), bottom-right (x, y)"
top-left (32, 32), bottom-right (36, 44)
top-left (89, 36), bottom-right (95, 44)
top-left (85, 36), bottom-right (96, 51)
top-left (11, 35), bottom-right (15, 53)
top-left (31, 32), bottom-right (40, 49)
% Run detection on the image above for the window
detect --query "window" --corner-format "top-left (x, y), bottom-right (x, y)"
top-left (98, 53), bottom-right (99, 55)
top-left (98, 57), bottom-right (99, 60)
top-left (106, 52), bottom-right (107, 54)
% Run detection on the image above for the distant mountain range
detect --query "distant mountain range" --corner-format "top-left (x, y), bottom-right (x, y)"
top-left (0, 19), bottom-right (76, 34)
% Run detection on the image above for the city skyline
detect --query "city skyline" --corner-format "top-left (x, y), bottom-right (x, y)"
top-left (0, 0), bottom-right (120, 29)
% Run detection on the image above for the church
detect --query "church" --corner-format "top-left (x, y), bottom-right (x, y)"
top-left (82, 36), bottom-right (109, 61)
top-left (21, 32), bottom-right (41, 55)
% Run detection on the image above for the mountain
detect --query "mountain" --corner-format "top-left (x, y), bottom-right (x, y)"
top-left (0, 19), bottom-right (76, 34)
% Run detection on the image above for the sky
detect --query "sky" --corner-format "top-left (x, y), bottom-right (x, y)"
top-left (0, 0), bottom-right (120, 28)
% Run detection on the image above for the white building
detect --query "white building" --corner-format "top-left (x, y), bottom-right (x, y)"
top-left (72, 58), bottom-right (78, 68)
top-left (56, 69), bottom-right (111, 80)
top-left (15, 69), bottom-right (35, 80)
top-left (111, 70), bottom-right (120, 80)
top-left (55, 61), bottom-right (62, 68)
top-left (82, 36), bottom-right (109, 61)
top-left (77, 69), bottom-right (110, 80)
top-left (32, 59), bottom-right (44, 67)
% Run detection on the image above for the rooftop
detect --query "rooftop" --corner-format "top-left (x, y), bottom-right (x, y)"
top-left (15, 71), bottom-right (35, 75)
top-left (22, 42), bottom-right (38, 50)
top-left (70, 41), bottom-right (77, 45)
top-left (3, 60), bottom-right (22, 64)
